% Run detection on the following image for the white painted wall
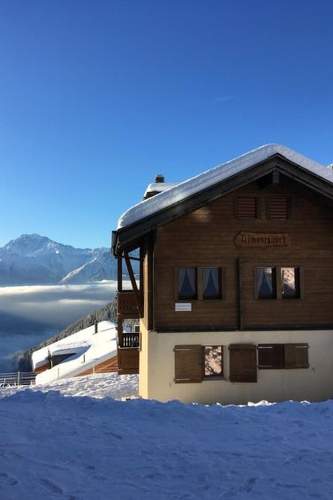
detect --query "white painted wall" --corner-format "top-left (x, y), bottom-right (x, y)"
top-left (139, 329), bottom-right (333, 404)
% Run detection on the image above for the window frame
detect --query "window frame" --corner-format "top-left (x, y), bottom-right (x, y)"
top-left (176, 267), bottom-right (198, 301)
top-left (255, 266), bottom-right (277, 300)
top-left (255, 265), bottom-right (303, 301)
top-left (200, 267), bottom-right (223, 301)
top-left (281, 266), bottom-right (301, 300)
top-left (176, 267), bottom-right (224, 302)
top-left (203, 345), bottom-right (224, 379)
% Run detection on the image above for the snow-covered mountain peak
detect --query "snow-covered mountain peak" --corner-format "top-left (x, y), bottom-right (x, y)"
top-left (0, 234), bottom-right (118, 285)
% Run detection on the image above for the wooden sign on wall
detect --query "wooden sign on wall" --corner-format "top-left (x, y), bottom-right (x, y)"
top-left (235, 232), bottom-right (290, 248)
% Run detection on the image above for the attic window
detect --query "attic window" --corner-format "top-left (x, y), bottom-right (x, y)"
top-left (237, 197), bottom-right (257, 219)
top-left (267, 196), bottom-right (289, 220)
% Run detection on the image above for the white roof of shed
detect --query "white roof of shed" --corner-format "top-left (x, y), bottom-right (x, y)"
top-left (118, 144), bottom-right (333, 229)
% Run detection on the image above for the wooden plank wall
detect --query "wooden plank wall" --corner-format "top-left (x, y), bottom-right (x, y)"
top-left (78, 355), bottom-right (118, 376)
top-left (153, 176), bottom-right (333, 331)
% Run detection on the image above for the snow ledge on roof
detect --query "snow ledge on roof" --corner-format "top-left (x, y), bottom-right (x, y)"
top-left (117, 144), bottom-right (333, 230)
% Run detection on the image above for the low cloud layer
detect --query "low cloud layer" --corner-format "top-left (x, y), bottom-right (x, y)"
top-left (0, 282), bottom-right (117, 326)
top-left (0, 282), bottom-right (117, 370)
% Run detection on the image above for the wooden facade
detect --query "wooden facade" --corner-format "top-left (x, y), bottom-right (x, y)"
top-left (153, 176), bottom-right (333, 331)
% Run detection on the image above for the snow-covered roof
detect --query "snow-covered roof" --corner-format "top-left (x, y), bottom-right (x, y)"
top-left (118, 144), bottom-right (333, 230)
top-left (33, 321), bottom-right (117, 383)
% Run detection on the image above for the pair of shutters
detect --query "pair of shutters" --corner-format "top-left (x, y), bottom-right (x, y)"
top-left (174, 344), bottom-right (257, 383)
top-left (258, 344), bottom-right (309, 369)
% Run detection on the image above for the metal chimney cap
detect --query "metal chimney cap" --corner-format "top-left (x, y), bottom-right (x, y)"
top-left (155, 174), bottom-right (165, 183)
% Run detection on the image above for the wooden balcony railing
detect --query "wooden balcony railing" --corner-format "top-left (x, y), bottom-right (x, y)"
top-left (118, 290), bottom-right (140, 318)
top-left (119, 333), bottom-right (140, 349)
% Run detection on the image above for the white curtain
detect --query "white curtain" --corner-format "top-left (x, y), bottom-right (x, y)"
top-left (179, 268), bottom-right (196, 297)
top-left (203, 268), bottom-right (219, 296)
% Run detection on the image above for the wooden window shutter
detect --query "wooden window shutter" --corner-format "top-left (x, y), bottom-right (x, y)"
top-left (229, 344), bottom-right (257, 382)
top-left (267, 196), bottom-right (289, 220)
top-left (258, 344), bottom-right (284, 369)
top-left (284, 344), bottom-right (309, 369)
top-left (174, 345), bottom-right (203, 383)
top-left (237, 197), bottom-right (257, 219)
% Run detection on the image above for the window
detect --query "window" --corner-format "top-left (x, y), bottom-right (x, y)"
top-left (256, 267), bottom-right (276, 299)
top-left (237, 197), bottom-right (257, 219)
top-left (178, 268), bottom-right (197, 300)
top-left (177, 267), bottom-right (223, 301)
top-left (204, 346), bottom-right (223, 377)
top-left (267, 196), bottom-right (289, 220)
top-left (202, 268), bottom-right (222, 300)
top-left (174, 345), bottom-right (224, 383)
top-left (258, 344), bottom-right (309, 369)
top-left (281, 267), bottom-right (300, 299)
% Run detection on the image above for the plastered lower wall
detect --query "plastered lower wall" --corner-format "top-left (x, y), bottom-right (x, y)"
top-left (139, 329), bottom-right (333, 404)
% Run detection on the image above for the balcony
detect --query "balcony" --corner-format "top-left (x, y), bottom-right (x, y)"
top-left (118, 290), bottom-right (140, 318)
top-left (119, 332), bottom-right (140, 348)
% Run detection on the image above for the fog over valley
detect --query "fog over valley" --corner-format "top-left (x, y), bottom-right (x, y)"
top-left (0, 282), bottom-right (117, 370)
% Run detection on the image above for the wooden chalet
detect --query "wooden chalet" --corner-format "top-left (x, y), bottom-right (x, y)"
top-left (112, 144), bottom-right (333, 404)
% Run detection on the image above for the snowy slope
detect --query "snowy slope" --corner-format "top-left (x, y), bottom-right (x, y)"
top-left (33, 321), bottom-right (117, 383)
top-left (0, 377), bottom-right (333, 500)
top-left (118, 144), bottom-right (333, 229)
top-left (60, 251), bottom-right (115, 284)
top-left (0, 234), bottom-right (117, 285)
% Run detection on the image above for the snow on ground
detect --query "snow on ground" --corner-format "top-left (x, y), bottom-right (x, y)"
top-left (1, 372), bottom-right (138, 400)
top-left (1, 374), bottom-right (333, 500)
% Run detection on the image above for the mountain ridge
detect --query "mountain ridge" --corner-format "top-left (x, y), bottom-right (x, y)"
top-left (0, 234), bottom-right (117, 285)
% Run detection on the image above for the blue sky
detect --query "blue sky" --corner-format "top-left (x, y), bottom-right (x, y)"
top-left (0, 0), bottom-right (332, 248)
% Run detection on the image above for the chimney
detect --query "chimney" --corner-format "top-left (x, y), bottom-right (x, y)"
top-left (155, 174), bottom-right (165, 183)
top-left (143, 174), bottom-right (167, 199)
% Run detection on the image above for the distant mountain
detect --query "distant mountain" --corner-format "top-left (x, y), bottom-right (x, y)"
top-left (0, 234), bottom-right (118, 285)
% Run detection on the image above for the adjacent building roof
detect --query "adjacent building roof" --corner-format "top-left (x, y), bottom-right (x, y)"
top-left (113, 144), bottom-right (333, 253)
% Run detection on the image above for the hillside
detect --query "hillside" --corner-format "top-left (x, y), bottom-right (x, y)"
top-left (0, 234), bottom-right (118, 285)
top-left (18, 299), bottom-right (117, 371)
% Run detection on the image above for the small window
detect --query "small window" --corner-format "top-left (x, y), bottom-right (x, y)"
top-left (281, 267), bottom-right (300, 299)
top-left (256, 267), bottom-right (276, 299)
top-left (204, 346), bottom-right (223, 377)
top-left (267, 196), bottom-right (289, 220)
top-left (237, 197), bottom-right (257, 219)
top-left (178, 268), bottom-right (197, 300)
top-left (202, 268), bottom-right (222, 300)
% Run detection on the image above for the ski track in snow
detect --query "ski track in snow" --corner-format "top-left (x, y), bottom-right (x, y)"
top-left (1, 373), bottom-right (333, 500)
